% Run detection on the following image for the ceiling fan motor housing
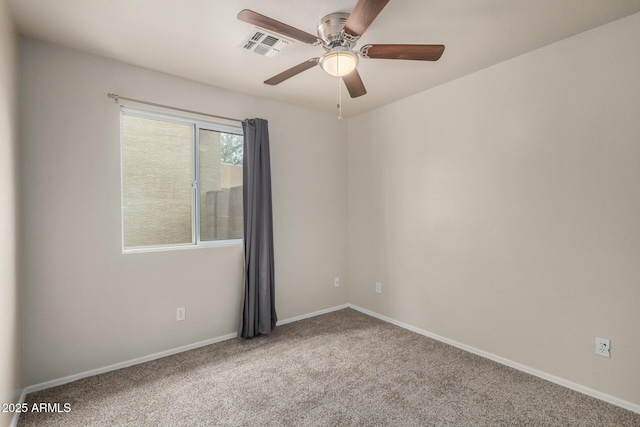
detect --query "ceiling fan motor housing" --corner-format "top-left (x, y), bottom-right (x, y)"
top-left (317, 13), bottom-right (356, 49)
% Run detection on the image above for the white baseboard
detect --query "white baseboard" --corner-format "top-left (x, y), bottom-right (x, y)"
top-left (277, 304), bottom-right (349, 326)
top-left (348, 304), bottom-right (640, 415)
top-left (23, 331), bottom-right (237, 395)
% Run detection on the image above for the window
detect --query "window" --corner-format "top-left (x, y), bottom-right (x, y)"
top-left (121, 109), bottom-right (243, 251)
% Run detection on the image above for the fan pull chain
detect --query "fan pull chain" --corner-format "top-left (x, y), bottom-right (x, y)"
top-left (337, 75), bottom-right (343, 120)
top-left (336, 52), bottom-right (343, 120)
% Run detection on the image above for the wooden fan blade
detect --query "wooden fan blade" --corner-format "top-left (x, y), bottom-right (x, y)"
top-left (237, 9), bottom-right (318, 45)
top-left (344, 0), bottom-right (390, 38)
top-left (362, 44), bottom-right (445, 61)
top-left (264, 58), bottom-right (320, 85)
top-left (342, 69), bottom-right (367, 98)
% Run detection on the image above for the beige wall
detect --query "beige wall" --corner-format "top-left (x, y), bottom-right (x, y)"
top-left (348, 12), bottom-right (640, 406)
top-left (0, 1), bottom-right (21, 426)
top-left (20, 38), bottom-right (348, 386)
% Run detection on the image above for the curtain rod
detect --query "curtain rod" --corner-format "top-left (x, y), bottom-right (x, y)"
top-left (107, 93), bottom-right (243, 123)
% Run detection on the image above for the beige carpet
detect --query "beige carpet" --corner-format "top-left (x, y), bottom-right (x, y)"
top-left (19, 308), bottom-right (640, 426)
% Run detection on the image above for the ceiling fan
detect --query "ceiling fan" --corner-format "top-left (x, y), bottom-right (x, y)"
top-left (237, 0), bottom-right (445, 98)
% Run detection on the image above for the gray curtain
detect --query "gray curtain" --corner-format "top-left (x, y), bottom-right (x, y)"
top-left (240, 118), bottom-right (277, 338)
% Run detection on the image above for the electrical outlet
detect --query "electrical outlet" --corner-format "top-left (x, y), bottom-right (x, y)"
top-left (595, 337), bottom-right (610, 358)
top-left (176, 307), bottom-right (186, 321)
top-left (375, 281), bottom-right (382, 294)
top-left (334, 277), bottom-right (340, 287)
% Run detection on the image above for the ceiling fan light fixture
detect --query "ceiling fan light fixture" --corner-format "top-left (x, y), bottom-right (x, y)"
top-left (319, 48), bottom-right (359, 77)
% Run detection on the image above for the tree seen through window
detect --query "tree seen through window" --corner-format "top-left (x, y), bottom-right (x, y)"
top-left (220, 133), bottom-right (243, 166)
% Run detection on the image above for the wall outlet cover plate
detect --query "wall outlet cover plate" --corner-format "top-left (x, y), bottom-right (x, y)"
top-left (595, 337), bottom-right (610, 358)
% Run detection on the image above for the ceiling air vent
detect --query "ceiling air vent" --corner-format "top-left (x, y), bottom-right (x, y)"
top-left (242, 30), bottom-right (292, 57)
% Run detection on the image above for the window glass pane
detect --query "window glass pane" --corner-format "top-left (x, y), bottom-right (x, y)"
top-left (122, 114), bottom-right (194, 249)
top-left (199, 129), bottom-right (244, 241)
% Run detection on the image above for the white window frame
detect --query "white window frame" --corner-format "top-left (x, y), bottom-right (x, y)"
top-left (120, 107), bottom-right (243, 253)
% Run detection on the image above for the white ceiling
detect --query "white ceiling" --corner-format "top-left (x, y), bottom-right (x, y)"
top-left (7, 0), bottom-right (640, 118)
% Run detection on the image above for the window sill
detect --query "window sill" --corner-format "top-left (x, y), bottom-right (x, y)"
top-left (122, 239), bottom-right (243, 254)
